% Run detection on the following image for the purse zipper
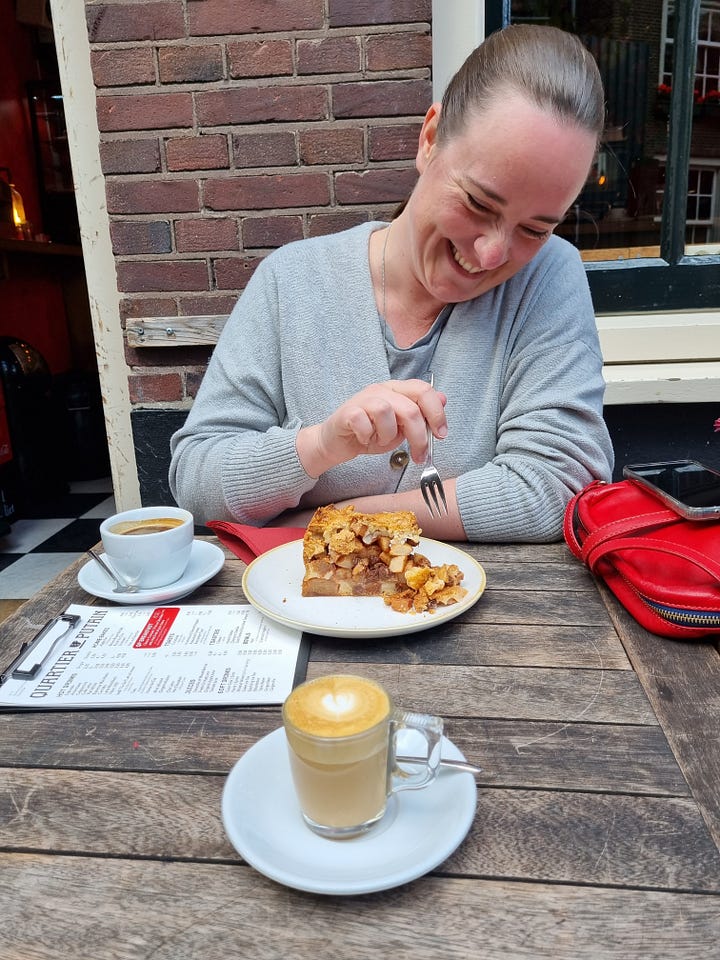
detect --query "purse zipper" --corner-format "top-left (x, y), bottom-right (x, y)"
top-left (641, 597), bottom-right (720, 628)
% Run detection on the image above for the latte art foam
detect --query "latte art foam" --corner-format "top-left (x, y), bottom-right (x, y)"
top-left (284, 675), bottom-right (390, 738)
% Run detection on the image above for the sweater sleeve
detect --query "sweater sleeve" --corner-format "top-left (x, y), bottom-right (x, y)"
top-left (168, 257), bottom-right (318, 525)
top-left (454, 240), bottom-right (614, 542)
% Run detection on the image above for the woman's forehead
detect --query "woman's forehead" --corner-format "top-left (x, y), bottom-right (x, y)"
top-left (448, 94), bottom-right (594, 162)
top-left (439, 101), bottom-right (597, 212)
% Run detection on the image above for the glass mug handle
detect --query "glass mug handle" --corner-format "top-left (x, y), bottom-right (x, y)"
top-left (389, 709), bottom-right (444, 792)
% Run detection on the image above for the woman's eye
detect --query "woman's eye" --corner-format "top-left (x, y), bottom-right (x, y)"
top-left (524, 226), bottom-right (550, 240)
top-left (466, 194), bottom-right (490, 213)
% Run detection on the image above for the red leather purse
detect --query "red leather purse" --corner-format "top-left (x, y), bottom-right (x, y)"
top-left (563, 479), bottom-right (720, 638)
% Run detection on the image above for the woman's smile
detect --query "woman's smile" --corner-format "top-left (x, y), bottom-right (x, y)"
top-left (450, 243), bottom-right (484, 275)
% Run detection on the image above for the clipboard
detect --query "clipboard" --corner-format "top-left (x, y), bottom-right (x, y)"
top-left (0, 614), bottom-right (81, 682)
top-left (0, 604), bottom-right (309, 711)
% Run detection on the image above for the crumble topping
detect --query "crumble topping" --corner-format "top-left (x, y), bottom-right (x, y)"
top-left (301, 505), bottom-right (467, 613)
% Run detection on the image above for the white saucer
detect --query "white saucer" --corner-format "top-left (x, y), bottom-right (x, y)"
top-left (77, 540), bottom-right (225, 604)
top-left (221, 727), bottom-right (477, 895)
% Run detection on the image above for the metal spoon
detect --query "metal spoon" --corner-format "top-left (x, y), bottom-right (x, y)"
top-left (396, 755), bottom-right (483, 777)
top-left (86, 548), bottom-right (139, 594)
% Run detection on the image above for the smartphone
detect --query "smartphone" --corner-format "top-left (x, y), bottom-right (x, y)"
top-left (623, 459), bottom-right (720, 520)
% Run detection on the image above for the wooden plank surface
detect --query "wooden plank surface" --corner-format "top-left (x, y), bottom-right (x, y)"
top-left (304, 661), bottom-right (656, 725)
top-left (55, 580), bottom-right (613, 626)
top-left (1, 539), bottom-right (719, 960)
top-left (0, 713), bottom-right (686, 794)
top-left (1, 769), bottom-right (717, 892)
top-left (2, 855), bottom-right (719, 960)
top-left (596, 581), bottom-right (720, 853)
top-left (124, 314), bottom-right (228, 347)
top-left (309, 622), bottom-right (629, 668)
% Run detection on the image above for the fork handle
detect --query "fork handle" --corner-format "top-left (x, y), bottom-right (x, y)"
top-left (425, 425), bottom-right (434, 465)
top-left (426, 370), bottom-right (434, 463)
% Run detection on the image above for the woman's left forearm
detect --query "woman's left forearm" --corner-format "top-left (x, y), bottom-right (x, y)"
top-left (273, 480), bottom-right (467, 540)
top-left (333, 478), bottom-right (466, 540)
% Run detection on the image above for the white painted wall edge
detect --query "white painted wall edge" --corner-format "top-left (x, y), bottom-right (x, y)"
top-left (598, 310), bottom-right (720, 363)
top-left (431, 0), bottom-right (486, 101)
top-left (604, 361), bottom-right (720, 404)
top-left (50, 0), bottom-right (140, 509)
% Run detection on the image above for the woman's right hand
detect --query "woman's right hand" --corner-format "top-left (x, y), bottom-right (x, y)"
top-left (295, 379), bottom-right (447, 479)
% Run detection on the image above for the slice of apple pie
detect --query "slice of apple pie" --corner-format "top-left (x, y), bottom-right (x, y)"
top-left (301, 505), bottom-right (467, 613)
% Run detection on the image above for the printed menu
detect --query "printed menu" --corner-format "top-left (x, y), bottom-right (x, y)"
top-left (0, 603), bottom-right (307, 710)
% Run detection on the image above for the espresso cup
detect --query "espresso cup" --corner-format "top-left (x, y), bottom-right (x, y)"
top-left (282, 674), bottom-right (443, 840)
top-left (99, 505), bottom-right (194, 589)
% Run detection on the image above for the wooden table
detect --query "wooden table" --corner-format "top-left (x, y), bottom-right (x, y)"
top-left (1, 538), bottom-right (719, 959)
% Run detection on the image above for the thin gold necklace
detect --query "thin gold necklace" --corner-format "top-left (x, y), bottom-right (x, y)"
top-left (380, 222), bottom-right (391, 351)
top-left (379, 222), bottom-right (449, 363)
top-left (379, 221), bottom-right (409, 474)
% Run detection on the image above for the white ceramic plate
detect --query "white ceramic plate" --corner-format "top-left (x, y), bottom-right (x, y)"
top-left (77, 539), bottom-right (225, 604)
top-left (221, 727), bottom-right (477, 895)
top-left (241, 538), bottom-right (486, 638)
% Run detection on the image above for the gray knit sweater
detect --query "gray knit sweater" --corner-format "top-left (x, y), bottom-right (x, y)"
top-left (169, 222), bottom-right (613, 541)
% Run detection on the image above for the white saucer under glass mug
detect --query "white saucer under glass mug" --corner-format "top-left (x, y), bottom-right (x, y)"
top-left (282, 674), bottom-right (443, 840)
top-left (99, 506), bottom-right (194, 590)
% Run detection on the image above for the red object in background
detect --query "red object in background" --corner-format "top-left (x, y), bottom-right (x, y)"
top-left (0, 274), bottom-right (72, 374)
top-left (0, 3), bottom-right (42, 235)
top-left (0, 337), bottom-right (67, 508)
top-left (0, 6), bottom-right (75, 375)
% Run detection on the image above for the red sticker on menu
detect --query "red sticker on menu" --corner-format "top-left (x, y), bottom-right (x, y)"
top-left (133, 607), bottom-right (181, 648)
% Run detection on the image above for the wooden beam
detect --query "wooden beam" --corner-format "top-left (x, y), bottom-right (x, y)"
top-left (125, 315), bottom-right (228, 347)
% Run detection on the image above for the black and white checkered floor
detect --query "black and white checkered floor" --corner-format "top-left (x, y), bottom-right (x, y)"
top-left (0, 477), bottom-right (115, 600)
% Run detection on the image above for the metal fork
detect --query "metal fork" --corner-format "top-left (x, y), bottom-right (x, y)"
top-left (419, 372), bottom-right (448, 518)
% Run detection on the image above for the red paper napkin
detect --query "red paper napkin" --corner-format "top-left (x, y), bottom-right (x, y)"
top-left (207, 520), bottom-right (305, 564)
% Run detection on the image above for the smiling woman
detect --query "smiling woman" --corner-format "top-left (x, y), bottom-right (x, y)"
top-left (169, 24), bottom-right (614, 544)
top-left (390, 91), bottom-right (598, 310)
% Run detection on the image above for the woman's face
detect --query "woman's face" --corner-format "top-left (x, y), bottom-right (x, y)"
top-left (404, 90), bottom-right (598, 304)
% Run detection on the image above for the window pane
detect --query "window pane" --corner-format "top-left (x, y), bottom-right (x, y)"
top-left (507, 1), bottom-right (720, 260)
top-left (712, 9), bottom-right (720, 42)
top-left (689, 3), bottom-right (720, 249)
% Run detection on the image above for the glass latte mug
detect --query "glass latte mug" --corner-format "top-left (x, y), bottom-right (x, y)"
top-left (282, 674), bottom-right (443, 840)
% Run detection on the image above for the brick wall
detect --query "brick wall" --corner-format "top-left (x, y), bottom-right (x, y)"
top-left (85, 0), bottom-right (433, 410)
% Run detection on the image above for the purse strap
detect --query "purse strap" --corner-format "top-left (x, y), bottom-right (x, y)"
top-left (563, 481), bottom-right (678, 560)
top-left (578, 506), bottom-right (679, 560)
top-left (565, 480), bottom-right (720, 580)
top-left (583, 533), bottom-right (720, 583)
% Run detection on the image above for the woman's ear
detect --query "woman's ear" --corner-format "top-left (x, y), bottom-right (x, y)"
top-left (416, 103), bottom-right (441, 172)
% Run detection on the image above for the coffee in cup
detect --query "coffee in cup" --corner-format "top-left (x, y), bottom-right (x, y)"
top-left (282, 674), bottom-right (443, 839)
top-left (110, 517), bottom-right (185, 536)
top-left (100, 506), bottom-right (194, 589)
